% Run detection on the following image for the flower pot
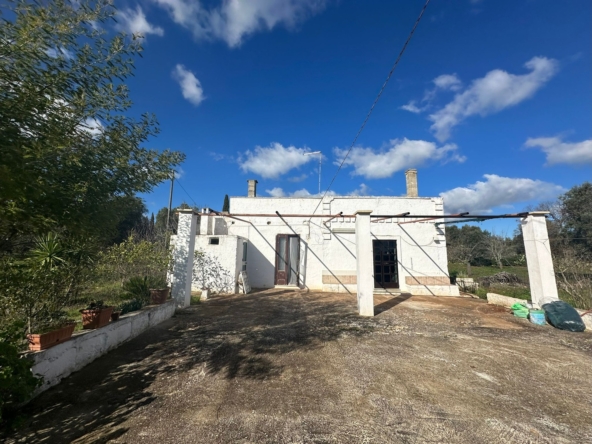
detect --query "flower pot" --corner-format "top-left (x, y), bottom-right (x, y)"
top-left (27, 324), bottom-right (75, 351)
top-left (80, 307), bottom-right (113, 329)
top-left (111, 311), bottom-right (121, 322)
top-left (149, 287), bottom-right (169, 305)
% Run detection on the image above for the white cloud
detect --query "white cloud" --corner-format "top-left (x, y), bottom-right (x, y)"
top-left (399, 101), bottom-right (423, 114)
top-left (433, 73), bottom-right (462, 91)
top-left (46, 47), bottom-right (74, 59)
top-left (334, 138), bottom-right (466, 179)
top-left (348, 183), bottom-right (370, 196)
top-left (265, 187), bottom-right (338, 198)
top-left (153, 0), bottom-right (327, 47)
top-left (80, 117), bottom-right (103, 137)
top-left (172, 64), bottom-right (205, 106)
top-left (239, 143), bottom-right (313, 178)
top-left (440, 174), bottom-right (565, 214)
top-left (524, 136), bottom-right (592, 165)
top-left (400, 74), bottom-right (462, 114)
top-left (429, 57), bottom-right (559, 141)
top-left (116, 6), bottom-right (164, 37)
top-left (287, 173), bottom-right (308, 182)
top-left (266, 187), bottom-right (285, 197)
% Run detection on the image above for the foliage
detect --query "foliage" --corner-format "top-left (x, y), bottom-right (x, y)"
top-left (122, 275), bottom-right (168, 303)
top-left (0, 322), bottom-right (42, 424)
top-left (0, 0), bottom-right (185, 250)
top-left (0, 233), bottom-right (94, 335)
top-left (222, 195), bottom-right (230, 212)
top-left (117, 298), bottom-right (144, 315)
top-left (559, 182), bottom-right (592, 256)
top-left (192, 249), bottom-right (235, 294)
top-left (95, 235), bottom-right (171, 286)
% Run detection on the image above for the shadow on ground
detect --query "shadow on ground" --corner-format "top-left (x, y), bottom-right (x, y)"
top-left (3, 289), bottom-right (374, 443)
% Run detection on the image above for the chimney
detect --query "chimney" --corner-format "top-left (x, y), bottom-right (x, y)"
top-left (405, 169), bottom-right (418, 197)
top-left (247, 179), bottom-right (258, 197)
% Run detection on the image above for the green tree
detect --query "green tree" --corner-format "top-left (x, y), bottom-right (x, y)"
top-left (0, 0), bottom-right (184, 251)
top-left (222, 194), bottom-right (230, 212)
top-left (560, 182), bottom-right (592, 255)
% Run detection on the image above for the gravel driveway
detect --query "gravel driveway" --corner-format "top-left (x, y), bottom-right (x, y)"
top-left (4, 289), bottom-right (592, 443)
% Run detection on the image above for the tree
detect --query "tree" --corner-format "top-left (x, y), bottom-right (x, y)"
top-left (222, 195), bottom-right (230, 212)
top-left (0, 0), bottom-right (184, 251)
top-left (446, 225), bottom-right (489, 275)
top-left (560, 182), bottom-right (592, 256)
top-left (483, 232), bottom-right (514, 269)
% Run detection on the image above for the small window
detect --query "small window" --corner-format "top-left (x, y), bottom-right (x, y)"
top-left (209, 238), bottom-right (219, 245)
top-left (242, 242), bottom-right (248, 261)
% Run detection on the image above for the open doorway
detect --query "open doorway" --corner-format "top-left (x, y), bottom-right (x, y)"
top-left (373, 239), bottom-right (399, 289)
top-left (275, 234), bottom-right (300, 286)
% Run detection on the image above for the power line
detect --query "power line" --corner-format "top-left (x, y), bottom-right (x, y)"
top-left (309, 0), bottom-right (432, 220)
top-left (175, 177), bottom-right (199, 208)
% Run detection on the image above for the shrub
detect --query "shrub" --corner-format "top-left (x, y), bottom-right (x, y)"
top-left (0, 323), bottom-right (41, 424)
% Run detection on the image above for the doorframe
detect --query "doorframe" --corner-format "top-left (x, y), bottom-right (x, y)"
top-left (274, 234), bottom-right (301, 286)
top-left (371, 235), bottom-right (402, 290)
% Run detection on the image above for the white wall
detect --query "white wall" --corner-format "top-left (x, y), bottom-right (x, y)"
top-left (28, 301), bottom-right (176, 395)
top-left (192, 235), bottom-right (244, 293)
top-left (223, 196), bottom-right (458, 296)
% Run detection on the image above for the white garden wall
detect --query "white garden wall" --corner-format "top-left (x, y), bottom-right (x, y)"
top-left (28, 301), bottom-right (176, 394)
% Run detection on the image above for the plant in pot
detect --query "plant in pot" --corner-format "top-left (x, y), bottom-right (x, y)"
top-left (147, 276), bottom-right (169, 304)
top-left (26, 312), bottom-right (76, 351)
top-left (80, 301), bottom-right (113, 329)
top-left (123, 275), bottom-right (170, 305)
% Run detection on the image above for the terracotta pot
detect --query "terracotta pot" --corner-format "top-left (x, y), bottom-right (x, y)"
top-left (27, 324), bottom-right (75, 351)
top-left (111, 311), bottom-right (121, 322)
top-left (149, 288), bottom-right (169, 305)
top-left (80, 307), bottom-right (113, 329)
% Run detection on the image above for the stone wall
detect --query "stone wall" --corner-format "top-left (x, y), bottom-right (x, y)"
top-left (28, 301), bottom-right (176, 394)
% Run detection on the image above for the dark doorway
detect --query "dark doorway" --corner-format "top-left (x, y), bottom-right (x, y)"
top-left (373, 239), bottom-right (399, 288)
top-left (275, 234), bottom-right (300, 286)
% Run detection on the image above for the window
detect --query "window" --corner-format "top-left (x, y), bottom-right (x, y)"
top-left (209, 238), bottom-right (219, 245)
top-left (242, 242), bottom-right (248, 261)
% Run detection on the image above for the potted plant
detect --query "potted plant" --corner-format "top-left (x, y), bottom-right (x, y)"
top-left (80, 301), bottom-right (113, 329)
top-left (147, 276), bottom-right (170, 305)
top-left (27, 318), bottom-right (76, 351)
top-left (110, 310), bottom-right (121, 322)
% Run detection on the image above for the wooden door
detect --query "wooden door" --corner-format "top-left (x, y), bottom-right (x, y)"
top-left (373, 240), bottom-right (399, 288)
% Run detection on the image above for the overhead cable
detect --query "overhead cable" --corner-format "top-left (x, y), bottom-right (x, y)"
top-left (308, 0), bottom-right (432, 220)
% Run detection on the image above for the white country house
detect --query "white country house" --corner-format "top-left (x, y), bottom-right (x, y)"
top-left (169, 170), bottom-right (559, 316)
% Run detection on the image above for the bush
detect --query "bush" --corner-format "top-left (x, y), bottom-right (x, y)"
top-left (122, 275), bottom-right (168, 304)
top-left (0, 323), bottom-right (41, 424)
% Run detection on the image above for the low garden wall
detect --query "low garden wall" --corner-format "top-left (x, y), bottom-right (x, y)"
top-left (28, 300), bottom-right (176, 394)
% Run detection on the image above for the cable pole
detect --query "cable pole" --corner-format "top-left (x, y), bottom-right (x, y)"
top-left (165, 171), bottom-right (175, 248)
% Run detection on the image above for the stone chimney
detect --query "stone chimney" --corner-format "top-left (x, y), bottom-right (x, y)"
top-left (247, 179), bottom-right (258, 197)
top-left (405, 169), bottom-right (418, 197)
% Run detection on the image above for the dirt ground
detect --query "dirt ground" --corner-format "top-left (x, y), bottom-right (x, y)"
top-left (4, 289), bottom-right (592, 444)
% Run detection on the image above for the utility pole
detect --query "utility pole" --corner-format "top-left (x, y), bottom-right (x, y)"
top-left (165, 171), bottom-right (175, 248)
top-left (304, 151), bottom-right (322, 195)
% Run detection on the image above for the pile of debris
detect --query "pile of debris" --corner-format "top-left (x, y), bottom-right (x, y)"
top-left (480, 272), bottom-right (523, 288)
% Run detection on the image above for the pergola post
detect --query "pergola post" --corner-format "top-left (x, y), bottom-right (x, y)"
top-left (521, 211), bottom-right (559, 308)
top-left (355, 210), bottom-right (374, 316)
top-left (171, 209), bottom-right (197, 308)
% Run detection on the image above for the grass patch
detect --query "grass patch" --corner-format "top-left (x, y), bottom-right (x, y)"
top-left (449, 264), bottom-right (529, 281)
top-left (190, 292), bottom-right (201, 305)
top-left (473, 285), bottom-right (531, 301)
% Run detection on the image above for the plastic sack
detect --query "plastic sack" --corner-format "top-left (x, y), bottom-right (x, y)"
top-left (542, 301), bottom-right (586, 332)
top-left (511, 303), bottom-right (529, 318)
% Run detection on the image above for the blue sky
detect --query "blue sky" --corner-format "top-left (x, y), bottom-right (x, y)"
top-left (114, 0), bottom-right (591, 230)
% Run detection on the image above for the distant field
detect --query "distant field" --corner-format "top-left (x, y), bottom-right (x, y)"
top-left (448, 264), bottom-right (530, 282)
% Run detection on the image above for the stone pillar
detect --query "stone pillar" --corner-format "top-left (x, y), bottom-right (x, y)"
top-left (355, 210), bottom-right (374, 316)
top-left (171, 209), bottom-right (197, 308)
top-left (521, 211), bottom-right (559, 308)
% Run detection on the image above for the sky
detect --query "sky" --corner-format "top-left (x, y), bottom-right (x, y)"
top-left (112, 0), bottom-right (591, 232)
